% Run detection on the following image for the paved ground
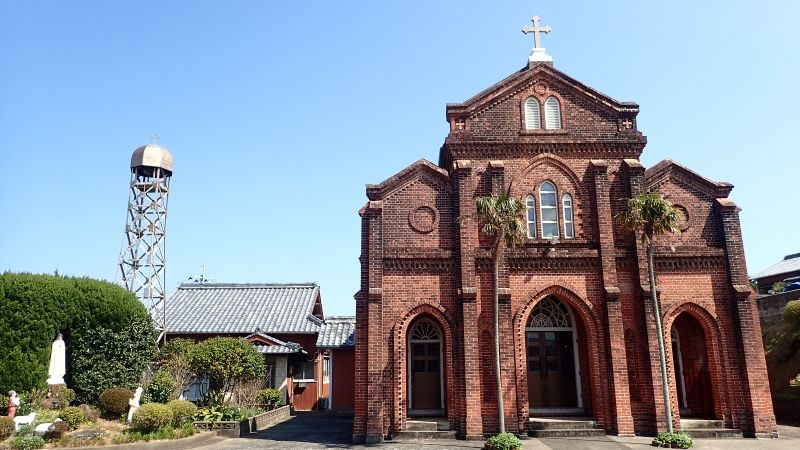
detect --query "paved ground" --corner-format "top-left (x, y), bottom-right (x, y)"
top-left (195, 413), bottom-right (800, 450)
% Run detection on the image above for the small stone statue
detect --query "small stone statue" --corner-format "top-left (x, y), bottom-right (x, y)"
top-left (126, 387), bottom-right (143, 423)
top-left (7, 391), bottom-right (20, 418)
top-left (47, 333), bottom-right (67, 385)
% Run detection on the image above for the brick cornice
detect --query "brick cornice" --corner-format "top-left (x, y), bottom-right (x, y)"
top-left (384, 258), bottom-right (456, 272)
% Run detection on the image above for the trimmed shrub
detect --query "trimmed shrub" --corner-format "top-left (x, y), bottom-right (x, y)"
top-left (132, 403), bottom-right (174, 433)
top-left (99, 388), bottom-right (134, 418)
top-left (0, 392), bottom-right (8, 415)
top-left (485, 432), bottom-right (522, 450)
top-left (784, 299), bottom-right (800, 330)
top-left (144, 370), bottom-right (177, 404)
top-left (0, 416), bottom-right (15, 440)
top-left (8, 435), bottom-right (45, 450)
top-left (166, 399), bottom-right (198, 427)
top-left (652, 432), bottom-right (693, 448)
top-left (255, 388), bottom-right (282, 410)
top-left (44, 421), bottom-right (69, 441)
top-left (0, 273), bottom-right (155, 400)
top-left (78, 403), bottom-right (100, 421)
top-left (59, 406), bottom-right (86, 430)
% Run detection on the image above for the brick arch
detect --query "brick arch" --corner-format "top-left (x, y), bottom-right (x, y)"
top-left (510, 153), bottom-right (582, 195)
top-left (512, 284), bottom-right (606, 429)
top-left (509, 154), bottom-right (588, 239)
top-left (392, 302), bottom-right (456, 433)
top-left (662, 301), bottom-right (728, 423)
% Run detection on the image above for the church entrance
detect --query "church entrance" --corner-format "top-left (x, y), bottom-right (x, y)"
top-left (526, 296), bottom-right (580, 413)
top-left (671, 313), bottom-right (716, 419)
top-left (408, 318), bottom-right (444, 416)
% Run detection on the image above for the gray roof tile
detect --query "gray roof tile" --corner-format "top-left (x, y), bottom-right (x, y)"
top-left (316, 316), bottom-right (356, 348)
top-left (167, 283), bottom-right (322, 334)
top-left (752, 253), bottom-right (800, 280)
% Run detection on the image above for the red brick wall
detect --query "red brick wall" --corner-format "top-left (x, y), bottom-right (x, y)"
top-left (331, 349), bottom-right (355, 410)
top-left (354, 63), bottom-right (777, 442)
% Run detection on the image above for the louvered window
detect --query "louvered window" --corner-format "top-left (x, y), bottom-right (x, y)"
top-left (540, 181), bottom-right (559, 238)
top-left (563, 194), bottom-right (574, 239)
top-left (526, 195), bottom-right (537, 238)
top-left (524, 97), bottom-right (541, 130)
top-left (544, 96), bottom-right (562, 130)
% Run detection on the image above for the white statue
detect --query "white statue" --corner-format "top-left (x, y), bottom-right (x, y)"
top-left (127, 387), bottom-right (143, 423)
top-left (7, 391), bottom-right (20, 418)
top-left (46, 333), bottom-right (66, 385)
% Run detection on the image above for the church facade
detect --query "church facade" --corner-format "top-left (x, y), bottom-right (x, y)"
top-left (354, 40), bottom-right (776, 441)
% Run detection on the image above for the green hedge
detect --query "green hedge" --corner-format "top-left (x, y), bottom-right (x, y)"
top-left (784, 299), bottom-right (800, 330)
top-left (0, 273), bottom-right (156, 402)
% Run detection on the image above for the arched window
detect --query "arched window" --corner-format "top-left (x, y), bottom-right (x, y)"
top-left (526, 296), bottom-right (573, 329)
top-left (526, 195), bottom-right (537, 238)
top-left (544, 96), bottom-right (562, 130)
top-left (524, 97), bottom-right (541, 130)
top-left (562, 194), bottom-right (574, 239)
top-left (539, 181), bottom-right (559, 238)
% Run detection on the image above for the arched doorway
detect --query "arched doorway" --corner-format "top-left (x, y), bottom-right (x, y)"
top-left (408, 318), bottom-right (444, 416)
top-left (526, 296), bottom-right (581, 413)
top-left (670, 313), bottom-right (715, 418)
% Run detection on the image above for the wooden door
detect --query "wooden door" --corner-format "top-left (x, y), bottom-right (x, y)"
top-left (527, 331), bottom-right (577, 407)
top-left (410, 341), bottom-right (441, 410)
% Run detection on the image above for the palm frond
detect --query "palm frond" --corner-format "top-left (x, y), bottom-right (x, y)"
top-left (615, 192), bottom-right (681, 246)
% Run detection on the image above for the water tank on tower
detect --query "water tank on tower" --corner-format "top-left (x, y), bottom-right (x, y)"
top-left (118, 140), bottom-right (173, 343)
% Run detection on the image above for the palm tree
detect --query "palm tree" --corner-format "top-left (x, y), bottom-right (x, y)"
top-left (472, 192), bottom-right (527, 433)
top-left (616, 192), bottom-right (680, 433)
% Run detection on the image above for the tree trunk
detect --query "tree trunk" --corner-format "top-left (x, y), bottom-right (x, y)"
top-left (493, 247), bottom-right (505, 433)
top-left (648, 243), bottom-right (674, 433)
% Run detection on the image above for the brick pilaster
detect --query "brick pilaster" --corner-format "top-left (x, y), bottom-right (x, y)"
top-left (365, 201), bottom-right (384, 444)
top-left (454, 160), bottom-right (483, 438)
top-left (718, 199), bottom-right (777, 437)
top-left (591, 160), bottom-right (634, 435)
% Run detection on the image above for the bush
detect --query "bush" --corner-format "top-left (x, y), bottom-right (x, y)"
top-left (0, 273), bottom-right (155, 399)
top-left (132, 403), bottom-right (174, 433)
top-left (255, 388), bottom-right (282, 410)
top-left (773, 281), bottom-right (787, 293)
top-left (0, 416), bottom-right (15, 440)
top-left (189, 337), bottom-right (265, 401)
top-left (99, 388), bottom-right (134, 418)
top-left (8, 435), bottom-right (45, 450)
top-left (652, 432), bottom-right (693, 448)
top-left (60, 388), bottom-right (75, 406)
top-left (71, 316), bottom-right (156, 403)
top-left (144, 370), bottom-right (177, 404)
top-left (166, 399), bottom-right (198, 427)
top-left (784, 299), bottom-right (800, 330)
top-left (58, 406), bottom-right (86, 430)
top-left (44, 420), bottom-right (69, 441)
top-left (485, 432), bottom-right (522, 450)
top-left (78, 403), bottom-right (100, 421)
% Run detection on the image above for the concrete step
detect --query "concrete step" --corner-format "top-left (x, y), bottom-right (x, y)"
top-left (393, 430), bottom-right (458, 440)
top-left (529, 428), bottom-right (606, 438)
top-left (530, 417), bottom-right (597, 430)
top-left (680, 419), bottom-right (724, 429)
top-left (406, 420), bottom-right (438, 431)
top-left (681, 428), bottom-right (743, 439)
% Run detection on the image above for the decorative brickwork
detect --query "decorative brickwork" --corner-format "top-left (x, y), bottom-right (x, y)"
top-left (354, 62), bottom-right (777, 442)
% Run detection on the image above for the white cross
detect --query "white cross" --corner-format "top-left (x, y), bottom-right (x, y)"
top-left (522, 16), bottom-right (551, 49)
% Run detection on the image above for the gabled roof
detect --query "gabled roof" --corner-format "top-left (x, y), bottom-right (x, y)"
top-left (446, 63), bottom-right (639, 121)
top-left (366, 159), bottom-right (450, 200)
top-left (167, 283), bottom-right (323, 334)
top-left (752, 253), bottom-right (800, 280)
top-left (316, 316), bottom-right (356, 349)
top-left (246, 331), bottom-right (305, 354)
top-left (645, 159), bottom-right (733, 198)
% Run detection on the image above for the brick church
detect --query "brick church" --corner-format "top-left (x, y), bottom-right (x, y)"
top-left (354, 19), bottom-right (777, 442)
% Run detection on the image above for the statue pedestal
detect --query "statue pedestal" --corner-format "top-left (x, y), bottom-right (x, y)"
top-left (47, 377), bottom-right (65, 385)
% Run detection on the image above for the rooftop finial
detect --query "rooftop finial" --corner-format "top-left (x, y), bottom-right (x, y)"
top-left (150, 132), bottom-right (159, 145)
top-left (522, 15), bottom-right (553, 66)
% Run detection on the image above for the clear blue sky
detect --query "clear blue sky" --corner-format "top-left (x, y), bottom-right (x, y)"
top-left (1, 1), bottom-right (798, 316)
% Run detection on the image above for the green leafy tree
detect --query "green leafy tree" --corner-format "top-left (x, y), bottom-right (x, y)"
top-left (772, 281), bottom-right (786, 293)
top-left (469, 192), bottom-right (526, 433)
top-left (616, 192), bottom-right (681, 433)
top-left (189, 337), bottom-right (265, 403)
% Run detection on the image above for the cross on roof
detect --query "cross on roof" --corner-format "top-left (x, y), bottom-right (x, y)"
top-left (150, 133), bottom-right (159, 145)
top-left (522, 16), bottom-right (551, 49)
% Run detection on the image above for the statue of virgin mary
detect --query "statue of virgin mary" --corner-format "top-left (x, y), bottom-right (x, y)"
top-left (47, 333), bottom-right (66, 385)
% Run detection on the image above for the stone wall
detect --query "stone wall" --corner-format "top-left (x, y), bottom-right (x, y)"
top-left (758, 291), bottom-right (800, 326)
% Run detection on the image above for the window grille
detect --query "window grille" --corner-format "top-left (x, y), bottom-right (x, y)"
top-left (544, 96), bottom-right (562, 129)
top-left (525, 97), bottom-right (541, 130)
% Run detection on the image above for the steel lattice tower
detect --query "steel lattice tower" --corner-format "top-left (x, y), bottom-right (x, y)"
top-left (118, 142), bottom-right (173, 343)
